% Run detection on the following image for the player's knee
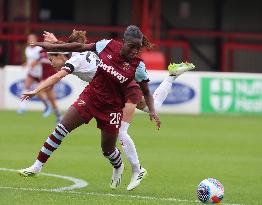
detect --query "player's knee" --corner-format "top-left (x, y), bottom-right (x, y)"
top-left (101, 140), bottom-right (116, 154)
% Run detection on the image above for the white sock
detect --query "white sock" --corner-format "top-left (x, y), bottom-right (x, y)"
top-left (32, 160), bottom-right (43, 171)
top-left (143, 76), bottom-right (176, 113)
top-left (118, 121), bottom-right (140, 173)
top-left (19, 100), bottom-right (26, 110)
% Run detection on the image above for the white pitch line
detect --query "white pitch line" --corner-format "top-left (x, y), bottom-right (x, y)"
top-left (0, 187), bottom-right (244, 205)
top-left (0, 167), bottom-right (244, 205)
top-left (0, 167), bottom-right (88, 191)
top-left (41, 172), bottom-right (88, 192)
top-left (57, 190), bottom-right (244, 205)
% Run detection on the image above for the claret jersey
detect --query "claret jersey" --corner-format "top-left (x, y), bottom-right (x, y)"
top-left (83, 39), bottom-right (149, 110)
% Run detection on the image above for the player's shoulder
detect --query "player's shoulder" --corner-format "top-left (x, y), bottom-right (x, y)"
top-left (106, 40), bottom-right (123, 54)
top-left (36, 46), bottom-right (43, 52)
top-left (96, 39), bottom-right (112, 45)
top-left (25, 45), bottom-right (40, 51)
top-left (32, 46), bottom-right (43, 52)
top-left (70, 51), bottom-right (89, 57)
top-left (96, 39), bottom-right (112, 53)
top-left (99, 39), bottom-right (122, 49)
top-left (132, 56), bottom-right (144, 67)
top-left (110, 39), bottom-right (121, 45)
top-left (74, 51), bottom-right (97, 59)
top-left (135, 55), bottom-right (143, 62)
top-left (112, 39), bottom-right (123, 49)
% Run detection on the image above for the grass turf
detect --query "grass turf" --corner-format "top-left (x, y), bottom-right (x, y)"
top-left (0, 111), bottom-right (261, 205)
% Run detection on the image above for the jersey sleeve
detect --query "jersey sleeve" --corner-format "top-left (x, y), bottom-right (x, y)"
top-left (95, 39), bottom-right (111, 54)
top-left (61, 54), bottom-right (81, 74)
top-left (135, 61), bottom-right (149, 83)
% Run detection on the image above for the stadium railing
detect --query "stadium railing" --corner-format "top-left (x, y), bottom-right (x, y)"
top-left (167, 29), bottom-right (262, 71)
top-left (0, 22), bottom-right (189, 68)
top-left (1, 22), bottom-right (262, 71)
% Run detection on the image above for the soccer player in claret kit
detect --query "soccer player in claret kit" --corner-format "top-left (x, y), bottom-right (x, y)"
top-left (19, 25), bottom-right (161, 190)
top-left (20, 29), bottom-right (195, 191)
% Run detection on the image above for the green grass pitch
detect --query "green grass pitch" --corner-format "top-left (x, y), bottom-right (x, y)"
top-left (0, 110), bottom-right (261, 205)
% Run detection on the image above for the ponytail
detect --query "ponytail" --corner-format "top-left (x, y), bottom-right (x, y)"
top-left (142, 35), bottom-right (154, 50)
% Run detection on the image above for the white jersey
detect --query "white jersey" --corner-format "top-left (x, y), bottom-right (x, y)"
top-left (62, 51), bottom-right (99, 82)
top-left (25, 46), bottom-right (43, 78)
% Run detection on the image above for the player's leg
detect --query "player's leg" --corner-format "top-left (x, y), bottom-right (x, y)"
top-left (27, 76), bottom-right (51, 115)
top-left (40, 65), bottom-right (58, 118)
top-left (119, 102), bottom-right (139, 171)
top-left (36, 90), bottom-right (52, 117)
top-left (18, 75), bottom-right (51, 116)
top-left (18, 106), bottom-right (85, 177)
top-left (101, 130), bottom-right (124, 189)
top-left (45, 87), bottom-right (62, 123)
top-left (119, 102), bottom-right (147, 190)
top-left (137, 62), bottom-right (195, 112)
top-left (97, 111), bottom-right (124, 189)
top-left (120, 83), bottom-right (147, 190)
top-left (17, 75), bottom-right (34, 114)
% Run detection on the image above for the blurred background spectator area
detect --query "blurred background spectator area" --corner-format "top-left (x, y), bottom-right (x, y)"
top-left (0, 0), bottom-right (262, 72)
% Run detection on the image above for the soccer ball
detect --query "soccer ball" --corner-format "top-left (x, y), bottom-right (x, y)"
top-left (196, 178), bottom-right (224, 203)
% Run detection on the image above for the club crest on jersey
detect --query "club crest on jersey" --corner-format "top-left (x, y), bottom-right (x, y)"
top-left (123, 62), bottom-right (130, 71)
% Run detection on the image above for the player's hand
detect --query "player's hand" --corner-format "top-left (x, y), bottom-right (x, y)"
top-left (149, 112), bottom-right (161, 130)
top-left (20, 91), bottom-right (37, 101)
top-left (43, 31), bottom-right (58, 43)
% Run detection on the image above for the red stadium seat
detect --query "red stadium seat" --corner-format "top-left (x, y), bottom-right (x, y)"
top-left (140, 50), bottom-right (166, 70)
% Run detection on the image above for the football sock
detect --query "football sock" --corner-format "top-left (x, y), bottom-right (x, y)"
top-left (36, 123), bottom-right (69, 164)
top-left (53, 108), bottom-right (62, 122)
top-left (118, 121), bottom-right (140, 173)
top-left (103, 148), bottom-right (123, 169)
top-left (32, 160), bottom-right (44, 172)
top-left (143, 76), bottom-right (176, 113)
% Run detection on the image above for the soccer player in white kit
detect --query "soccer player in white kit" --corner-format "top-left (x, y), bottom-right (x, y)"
top-left (17, 34), bottom-right (51, 116)
top-left (20, 30), bottom-right (195, 191)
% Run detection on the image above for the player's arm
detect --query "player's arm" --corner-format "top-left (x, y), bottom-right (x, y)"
top-left (135, 61), bottom-right (161, 129)
top-left (21, 70), bottom-right (69, 101)
top-left (139, 81), bottom-right (161, 130)
top-left (33, 41), bottom-right (95, 52)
